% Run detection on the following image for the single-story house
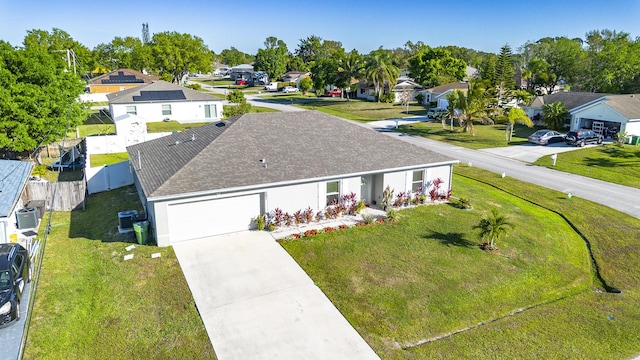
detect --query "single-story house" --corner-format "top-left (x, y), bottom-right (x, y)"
top-left (229, 64), bottom-right (254, 81)
top-left (419, 82), bottom-right (469, 108)
top-left (86, 69), bottom-right (160, 94)
top-left (107, 81), bottom-right (224, 124)
top-left (523, 92), bottom-right (640, 137)
top-left (127, 111), bottom-right (458, 246)
top-left (281, 71), bottom-right (310, 86)
top-left (0, 160), bottom-right (35, 244)
top-left (392, 79), bottom-right (423, 103)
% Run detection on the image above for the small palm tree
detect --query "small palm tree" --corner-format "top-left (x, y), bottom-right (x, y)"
top-left (541, 102), bottom-right (568, 130)
top-left (446, 80), bottom-right (494, 136)
top-left (474, 209), bottom-right (514, 250)
top-left (502, 107), bottom-right (533, 142)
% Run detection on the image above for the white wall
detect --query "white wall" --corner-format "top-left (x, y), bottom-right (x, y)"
top-left (266, 183), bottom-right (319, 214)
top-left (625, 120), bottom-right (640, 136)
top-left (111, 100), bottom-right (223, 123)
top-left (86, 133), bottom-right (171, 154)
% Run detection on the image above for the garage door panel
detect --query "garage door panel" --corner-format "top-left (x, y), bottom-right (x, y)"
top-left (168, 194), bottom-right (261, 242)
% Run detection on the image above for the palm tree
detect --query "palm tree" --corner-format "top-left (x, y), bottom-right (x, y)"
top-left (364, 49), bottom-right (399, 102)
top-left (336, 50), bottom-right (364, 100)
top-left (474, 209), bottom-right (514, 250)
top-left (542, 102), bottom-right (568, 130)
top-left (446, 80), bottom-right (494, 136)
top-left (502, 107), bottom-right (533, 142)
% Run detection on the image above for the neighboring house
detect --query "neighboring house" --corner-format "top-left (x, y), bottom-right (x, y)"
top-left (281, 71), bottom-right (310, 86)
top-left (86, 69), bottom-right (160, 94)
top-left (356, 80), bottom-right (390, 101)
top-left (465, 65), bottom-right (479, 80)
top-left (127, 111), bottom-right (458, 247)
top-left (229, 64), bottom-right (254, 81)
top-left (392, 79), bottom-right (423, 103)
top-left (107, 81), bottom-right (223, 124)
top-left (419, 82), bottom-right (469, 108)
top-left (0, 161), bottom-right (35, 244)
top-left (524, 92), bottom-right (640, 137)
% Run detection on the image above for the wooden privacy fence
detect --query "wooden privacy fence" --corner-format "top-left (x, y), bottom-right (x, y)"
top-left (25, 178), bottom-right (86, 211)
top-left (38, 138), bottom-right (84, 159)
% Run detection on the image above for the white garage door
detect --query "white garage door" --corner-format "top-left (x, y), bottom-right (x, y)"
top-left (167, 194), bottom-right (261, 243)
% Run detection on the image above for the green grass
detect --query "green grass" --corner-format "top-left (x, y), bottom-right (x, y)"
top-left (533, 143), bottom-right (640, 188)
top-left (293, 98), bottom-right (429, 121)
top-left (146, 121), bottom-right (212, 133)
top-left (398, 121), bottom-right (536, 149)
top-left (25, 186), bottom-right (216, 359)
top-left (89, 152), bottom-right (129, 167)
top-left (282, 165), bottom-right (640, 359)
top-left (249, 105), bottom-right (279, 113)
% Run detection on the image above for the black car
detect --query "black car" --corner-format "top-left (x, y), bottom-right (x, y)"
top-left (0, 244), bottom-right (31, 327)
top-left (564, 129), bottom-right (603, 147)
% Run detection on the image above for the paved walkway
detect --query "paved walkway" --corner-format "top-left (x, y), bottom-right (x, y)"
top-left (366, 119), bottom-right (640, 220)
top-left (173, 230), bottom-right (379, 360)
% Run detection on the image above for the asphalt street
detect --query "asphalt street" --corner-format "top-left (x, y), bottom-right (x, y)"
top-left (367, 119), bottom-right (640, 220)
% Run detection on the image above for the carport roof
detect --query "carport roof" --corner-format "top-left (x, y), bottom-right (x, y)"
top-left (127, 111), bottom-right (457, 199)
top-left (0, 160), bottom-right (34, 218)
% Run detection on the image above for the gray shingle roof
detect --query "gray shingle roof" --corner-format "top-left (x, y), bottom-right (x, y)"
top-left (107, 80), bottom-right (220, 104)
top-left (0, 160), bottom-right (34, 218)
top-left (427, 82), bottom-right (469, 94)
top-left (600, 94), bottom-right (640, 119)
top-left (532, 92), bottom-right (608, 110)
top-left (127, 111), bottom-right (457, 199)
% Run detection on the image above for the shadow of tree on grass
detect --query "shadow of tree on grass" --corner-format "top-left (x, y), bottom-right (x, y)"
top-left (423, 231), bottom-right (477, 248)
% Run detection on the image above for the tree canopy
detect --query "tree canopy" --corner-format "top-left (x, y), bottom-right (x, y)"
top-left (148, 31), bottom-right (213, 84)
top-left (254, 36), bottom-right (288, 80)
top-left (0, 41), bottom-right (86, 152)
top-left (408, 45), bottom-right (466, 87)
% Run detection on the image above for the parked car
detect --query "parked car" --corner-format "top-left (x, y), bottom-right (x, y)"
top-left (0, 243), bottom-right (31, 327)
top-left (235, 79), bottom-right (248, 85)
top-left (326, 89), bottom-right (341, 97)
top-left (564, 129), bottom-right (603, 147)
top-left (283, 86), bottom-right (299, 93)
top-left (426, 107), bottom-right (448, 119)
top-left (527, 129), bottom-right (566, 145)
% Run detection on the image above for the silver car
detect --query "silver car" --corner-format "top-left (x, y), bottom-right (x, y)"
top-left (528, 129), bottom-right (565, 145)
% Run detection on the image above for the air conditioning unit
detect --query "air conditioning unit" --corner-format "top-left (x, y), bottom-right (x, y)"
top-left (16, 208), bottom-right (38, 229)
top-left (118, 210), bottom-right (138, 233)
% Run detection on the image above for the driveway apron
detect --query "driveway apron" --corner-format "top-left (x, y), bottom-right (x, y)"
top-left (173, 231), bottom-right (379, 360)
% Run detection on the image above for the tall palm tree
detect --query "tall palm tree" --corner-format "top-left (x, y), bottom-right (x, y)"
top-left (503, 107), bottom-right (533, 142)
top-left (474, 208), bottom-right (514, 250)
top-left (446, 80), bottom-right (494, 136)
top-left (542, 102), bottom-right (568, 130)
top-left (336, 50), bottom-right (364, 100)
top-left (364, 49), bottom-right (399, 102)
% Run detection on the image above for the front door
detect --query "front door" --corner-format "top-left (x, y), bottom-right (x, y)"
top-left (360, 175), bottom-right (373, 205)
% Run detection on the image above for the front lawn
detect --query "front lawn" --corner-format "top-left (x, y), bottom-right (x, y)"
top-left (533, 143), bottom-right (640, 188)
top-left (398, 121), bottom-right (535, 149)
top-left (282, 165), bottom-right (640, 359)
top-left (146, 121), bottom-right (212, 133)
top-left (25, 186), bottom-right (215, 359)
top-left (293, 98), bottom-right (429, 121)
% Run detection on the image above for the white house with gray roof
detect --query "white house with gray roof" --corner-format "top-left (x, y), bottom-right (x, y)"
top-left (127, 111), bottom-right (458, 246)
top-left (107, 80), bottom-right (223, 124)
top-left (0, 160), bottom-right (34, 244)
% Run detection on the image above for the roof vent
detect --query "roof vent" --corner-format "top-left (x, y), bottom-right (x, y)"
top-left (191, 134), bottom-right (196, 141)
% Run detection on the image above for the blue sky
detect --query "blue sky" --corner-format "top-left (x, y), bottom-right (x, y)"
top-left (2, 0), bottom-right (639, 54)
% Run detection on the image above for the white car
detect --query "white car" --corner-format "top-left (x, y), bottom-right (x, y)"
top-left (283, 86), bottom-right (299, 93)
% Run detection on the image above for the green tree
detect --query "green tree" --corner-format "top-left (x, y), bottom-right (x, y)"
top-left (541, 102), bottom-right (568, 130)
top-left (446, 80), bottom-right (494, 136)
top-left (223, 89), bottom-right (251, 118)
top-left (299, 77), bottom-right (312, 94)
top-left (218, 47), bottom-right (254, 67)
top-left (521, 37), bottom-right (586, 94)
top-left (408, 45), bottom-right (466, 87)
top-left (23, 28), bottom-right (93, 76)
top-left (496, 44), bottom-right (515, 105)
top-left (335, 50), bottom-right (364, 100)
top-left (149, 31), bottom-right (213, 84)
top-left (584, 30), bottom-right (640, 93)
top-left (474, 208), bottom-right (514, 250)
top-left (93, 36), bottom-right (150, 72)
top-left (501, 107), bottom-right (533, 142)
top-left (295, 35), bottom-right (323, 65)
top-left (254, 36), bottom-right (288, 80)
top-left (364, 48), bottom-right (399, 102)
top-left (0, 41), bottom-right (86, 152)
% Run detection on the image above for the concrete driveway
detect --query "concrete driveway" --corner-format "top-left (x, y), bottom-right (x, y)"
top-left (479, 142), bottom-right (591, 162)
top-left (173, 231), bottom-right (379, 360)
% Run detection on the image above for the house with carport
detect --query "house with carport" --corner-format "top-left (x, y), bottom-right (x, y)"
top-left (107, 80), bottom-right (223, 124)
top-left (126, 111), bottom-right (458, 247)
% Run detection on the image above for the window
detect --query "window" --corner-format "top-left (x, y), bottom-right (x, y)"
top-left (162, 104), bottom-right (172, 116)
top-left (326, 181), bottom-right (339, 205)
top-left (126, 105), bottom-right (137, 115)
top-left (360, 88), bottom-right (365, 94)
top-left (204, 104), bottom-right (217, 118)
top-left (412, 170), bottom-right (424, 192)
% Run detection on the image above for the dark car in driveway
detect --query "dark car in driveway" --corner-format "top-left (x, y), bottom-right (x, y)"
top-left (564, 129), bottom-right (603, 147)
top-left (527, 129), bottom-right (566, 145)
top-left (0, 244), bottom-right (30, 327)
